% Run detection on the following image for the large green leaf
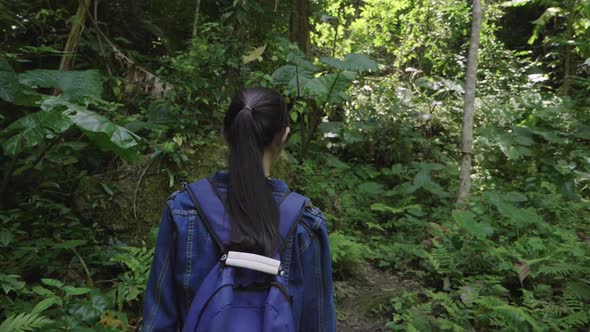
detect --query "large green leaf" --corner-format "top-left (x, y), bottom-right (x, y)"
top-left (272, 65), bottom-right (298, 86)
top-left (358, 182), bottom-right (384, 195)
top-left (68, 292), bottom-right (109, 325)
top-left (371, 202), bottom-right (419, 214)
top-left (301, 77), bottom-right (329, 100)
top-left (271, 64), bottom-right (316, 96)
top-left (19, 69), bottom-right (103, 98)
top-left (302, 72), bottom-right (355, 103)
top-left (69, 110), bottom-right (139, 149)
top-left (37, 97), bottom-right (141, 161)
top-left (385, 182), bottom-right (418, 196)
top-left (0, 110), bottom-right (73, 155)
top-left (452, 210), bottom-right (494, 238)
top-left (286, 52), bottom-right (318, 72)
top-left (486, 192), bottom-right (544, 226)
top-left (0, 58), bottom-right (19, 102)
top-left (422, 181), bottom-right (449, 197)
top-left (41, 278), bottom-right (64, 288)
top-left (67, 109), bottom-right (141, 161)
top-left (13, 89), bottom-right (43, 107)
top-left (320, 54), bottom-right (378, 72)
top-left (495, 131), bottom-right (532, 160)
top-left (412, 169), bottom-right (448, 197)
top-left (31, 297), bottom-right (60, 314)
top-left (573, 125), bottom-right (590, 140)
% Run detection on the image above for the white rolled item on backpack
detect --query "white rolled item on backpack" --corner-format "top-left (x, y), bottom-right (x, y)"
top-left (225, 251), bottom-right (281, 275)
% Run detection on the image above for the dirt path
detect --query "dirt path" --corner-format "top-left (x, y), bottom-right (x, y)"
top-left (335, 265), bottom-right (419, 332)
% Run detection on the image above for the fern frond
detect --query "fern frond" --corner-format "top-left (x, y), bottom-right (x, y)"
top-left (403, 303), bottom-right (433, 331)
top-left (561, 310), bottom-right (589, 328)
top-left (564, 298), bottom-right (585, 312)
top-left (426, 242), bottom-right (455, 274)
top-left (476, 296), bottom-right (542, 330)
top-left (537, 263), bottom-right (589, 277)
top-left (564, 281), bottom-right (590, 301)
top-left (0, 312), bottom-right (53, 332)
top-left (110, 245), bottom-right (154, 278)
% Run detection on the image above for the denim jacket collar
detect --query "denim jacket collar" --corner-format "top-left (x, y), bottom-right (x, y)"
top-left (211, 170), bottom-right (290, 193)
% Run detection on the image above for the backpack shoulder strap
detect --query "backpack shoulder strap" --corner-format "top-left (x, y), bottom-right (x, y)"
top-left (186, 178), bottom-right (228, 252)
top-left (276, 192), bottom-right (308, 257)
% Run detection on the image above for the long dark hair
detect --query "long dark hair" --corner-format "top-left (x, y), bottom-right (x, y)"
top-left (223, 87), bottom-right (289, 257)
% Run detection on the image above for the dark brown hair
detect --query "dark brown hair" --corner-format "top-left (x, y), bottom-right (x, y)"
top-left (223, 87), bottom-right (289, 256)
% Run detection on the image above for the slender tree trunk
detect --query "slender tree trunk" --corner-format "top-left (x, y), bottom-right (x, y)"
top-left (289, 0), bottom-right (311, 56)
top-left (562, 49), bottom-right (572, 96)
top-left (561, 0), bottom-right (577, 96)
top-left (192, 0), bottom-right (201, 37)
top-left (301, 100), bottom-right (321, 159)
top-left (456, 0), bottom-right (483, 205)
top-left (59, 0), bottom-right (91, 71)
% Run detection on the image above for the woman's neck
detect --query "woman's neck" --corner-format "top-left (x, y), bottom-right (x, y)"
top-left (262, 149), bottom-right (272, 177)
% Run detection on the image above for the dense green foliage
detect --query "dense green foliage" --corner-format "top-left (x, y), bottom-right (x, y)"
top-left (1, 0), bottom-right (589, 331)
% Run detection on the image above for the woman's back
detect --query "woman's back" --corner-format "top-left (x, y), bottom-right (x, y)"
top-left (142, 87), bottom-right (335, 331)
top-left (142, 171), bottom-right (336, 331)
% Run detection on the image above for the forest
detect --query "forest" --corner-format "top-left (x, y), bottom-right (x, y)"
top-left (0, 0), bottom-right (589, 331)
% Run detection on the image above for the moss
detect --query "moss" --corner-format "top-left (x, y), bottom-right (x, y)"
top-left (73, 158), bottom-right (170, 245)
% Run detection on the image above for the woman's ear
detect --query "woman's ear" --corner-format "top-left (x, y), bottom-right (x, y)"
top-left (281, 126), bottom-right (291, 144)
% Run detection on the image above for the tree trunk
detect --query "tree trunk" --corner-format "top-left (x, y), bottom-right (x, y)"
top-left (456, 0), bottom-right (483, 205)
top-left (192, 0), bottom-right (201, 37)
top-left (560, 0), bottom-right (577, 96)
top-left (59, 0), bottom-right (91, 71)
top-left (289, 0), bottom-right (311, 56)
top-left (562, 48), bottom-right (572, 96)
top-left (301, 100), bottom-right (321, 159)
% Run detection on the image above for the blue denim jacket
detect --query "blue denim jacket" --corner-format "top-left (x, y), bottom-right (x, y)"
top-left (142, 171), bottom-right (336, 332)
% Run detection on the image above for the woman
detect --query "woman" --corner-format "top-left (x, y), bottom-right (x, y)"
top-left (141, 87), bottom-right (336, 331)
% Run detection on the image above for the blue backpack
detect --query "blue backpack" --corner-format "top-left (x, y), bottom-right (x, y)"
top-left (182, 178), bottom-right (308, 332)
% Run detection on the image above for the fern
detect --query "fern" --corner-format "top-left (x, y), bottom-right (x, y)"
top-left (328, 232), bottom-right (371, 276)
top-left (110, 245), bottom-right (154, 305)
top-left (536, 263), bottom-right (589, 277)
top-left (0, 313), bottom-right (53, 332)
top-left (424, 290), bottom-right (474, 329)
top-left (522, 289), bottom-right (574, 330)
top-left (403, 303), bottom-right (433, 331)
top-left (564, 281), bottom-right (590, 300)
top-left (564, 298), bottom-right (585, 313)
top-left (476, 296), bottom-right (543, 330)
top-left (425, 241), bottom-right (455, 274)
top-left (111, 245), bottom-right (153, 278)
top-left (560, 310), bottom-right (590, 328)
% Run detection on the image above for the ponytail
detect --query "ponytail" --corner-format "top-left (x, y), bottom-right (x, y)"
top-left (223, 88), bottom-right (289, 256)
